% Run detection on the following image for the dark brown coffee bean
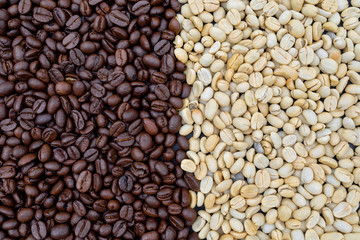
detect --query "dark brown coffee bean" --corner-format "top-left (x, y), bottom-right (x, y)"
top-left (79, 0), bottom-right (92, 16)
top-left (151, 71), bottom-right (167, 84)
top-left (169, 215), bottom-right (184, 230)
top-left (66, 15), bottom-right (82, 31)
top-left (116, 133), bottom-right (135, 147)
top-left (18, 0), bottom-right (32, 14)
top-left (71, 110), bottom-right (85, 130)
top-left (70, 48), bottom-right (85, 66)
top-left (184, 173), bottom-right (200, 191)
top-left (154, 40), bottom-right (170, 56)
top-left (31, 221), bottom-right (47, 240)
top-left (0, 0), bottom-right (197, 238)
top-left (49, 68), bottom-right (64, 83)
top-left (115, 49), bottom-right (128, 67)
top-left (76, 170), bottom-right (92, 193)
top-left (151, 100), bottom-right (168, 112)
top-left (0, 166), bottom-right (16, 178)
top-left (33, 7), bottom-right (53, 23)
top-left (161, 54), bottom-right (176, 74)
top-left (143, 54), bottom-right (161, 68)
top-left (89, 0), bottom-right (102, 5)
top-left (109, 10), bottom-right (130, 27)
top-left (75, 219), bottom-right (91, 238)
top-left (168, 114), bottom-right (181, 133)
top-left (93, 15), bottom-right (106, 32)
top-left (141, 231), bottom-right (159, 240)
top-left (17, 208), bottom-right (34, 223)
top-left (91, 83), bottom-right (106, 98)
top-left (143, 118), bottom-right (159, 135)
top-left (132, 1), bottom-right (151, 16)
top-left (155, 84), bottom-right (170, 100)
top-left (119, 205), bottom-right (134, 221)
top-left (128, 119), bottom-right (143, 135)
top-left (113, 220), bottom-right (127, 237)
top-left (0, 81), bottom-right (14, 97)
top-left (80, 41), bottom-right (96, 54)
top-left (50, 224), bottom-right (70, 239)
top-left (63, 32), bottom-right (81, 50)
top-left (169, 18), bottom-right (181, 34)
top-left (118, 175), bottom-right (133, 192)
top-left (55, 81), bottom-right (72, 95)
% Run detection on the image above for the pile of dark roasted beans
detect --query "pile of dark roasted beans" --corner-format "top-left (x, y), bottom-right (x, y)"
top-left (0, 0), bottom-right (200, 239)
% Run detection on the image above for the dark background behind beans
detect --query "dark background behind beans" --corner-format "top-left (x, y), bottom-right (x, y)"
top-left (0, 0), bottom-right (200, 239)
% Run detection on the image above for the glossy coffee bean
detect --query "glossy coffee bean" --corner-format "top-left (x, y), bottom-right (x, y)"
top-left (0, 0), bottom-right (197, 239)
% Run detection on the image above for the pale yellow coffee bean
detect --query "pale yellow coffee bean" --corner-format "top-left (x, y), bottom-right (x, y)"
top-left (227, 0), bottom-right (246, 11)
top-left (209, 27), bottom-right (226, 42)
top-left (319, 58), bottom-right (339, 74)
top-left (255, 169), bottom-right (271, 188)
top-left (215, 179), bottom-right (233, 192)
top-left (321, 0), bottom-right (338, 12)
top-left (181, 159), bottom-right (197, 173)
top-left (333, 202), bottom-right (353, 218)
top-left (174, 48), bottom-right (188, 63)
top-left (188, 0), bottom-right (204, 15)
top-left (261, 195), bottom-right (280, 208)
top-left (214, 92), bottom-right (230, 107)
top-left (230, 195), bottom-right (246, 209)
top-left (288, 19), bottom-right (305, 38)
top-left (203, 0), bottom-right (220, 12)
top-left (270, 47), bottom-right (292, 65)
top-left (226, 9), bottom-right (241, 26)
top-left (250, 0), bottom-right (267, 10)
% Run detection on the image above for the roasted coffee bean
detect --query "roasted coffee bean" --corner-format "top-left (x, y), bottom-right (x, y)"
top-left (115, 49), bottom-right (127, 67)
top-left (154, 40), bottom-right (170, 56)
top-left (63, 32), bottom-right (81, 50)
top-left (113, 220), bottom-right (127, 237)
top-left (18, 0), bottom-right (32, 14)
top-left (184, 174), bottom-right (200, 192)
top-left (33, 7), bottom-right (53, 23)
top-left (143, 54), bottom-right (161, 69)
top-left (50, 224), bottom-right (70, 239)
top-left (66, 15), bottom-right (82, 31)
top-left (132, 1), bottom-right (151, 16)
top-left (0, 82), bottom-right (14, 97)
top-left (109, 10), bottom-right (130, 27)
top-left (161, 54), bottom-right (176, 74)
top-left (118, 175), bottom-right (133, 192)
top-left (31, 221), bottom-right (47, 240)
top-left (155, 84), bottom-right (170, 100)
top-left (75, 219), bottom-right (91, 238)
top-left (76, 170), bottom-right (92, 193)
top-left (120, 205), bottom-right (134, 221)
top-left (70, 48), bottom-right (85, 66)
